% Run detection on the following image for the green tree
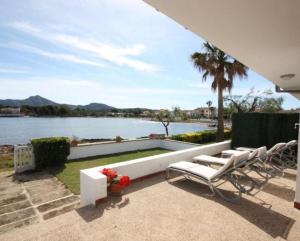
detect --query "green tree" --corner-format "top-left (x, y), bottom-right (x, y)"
top-left (258, 96), bottom-right (284, 113)
top-left (156, 110), bottom-right (173, 136)
top-left (191, 42), bottom-right (248, 141)
top-left (225, 89), bottom-right (284, 113)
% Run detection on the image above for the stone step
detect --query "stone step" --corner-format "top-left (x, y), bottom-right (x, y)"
top-left (0, 190), bottom-right (24, 202)
top-left (37, 195), bottom-right (79, 213)
top-left (0, 216), bottom-right (39, 234)
top-left (0, 200), bottom-right (31, 215)
top-left (30, 189), bottom-right (72, 205)
top-left (0, 181), bottom-right (19, 190)
top-left (26, 183), bottom-right (68, 197)
top-left (0, 207), bottom-right (36, 226)
top-left (0, 194), bottom-right (27, 207)
top-left (0, 185), bottom-right (22, 195)
top-left (43, 201), bottom-right (80, 220)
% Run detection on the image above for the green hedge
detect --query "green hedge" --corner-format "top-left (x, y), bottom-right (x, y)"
top-left (31, 137), bottom-right (70, 170)
top-left (231, 113), bottom-right (299, 149)
top-left (171, 129), bottom-right (231, 144)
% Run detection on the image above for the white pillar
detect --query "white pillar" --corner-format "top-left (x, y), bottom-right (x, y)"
top-left (294, 114), bottom-right (300, 208)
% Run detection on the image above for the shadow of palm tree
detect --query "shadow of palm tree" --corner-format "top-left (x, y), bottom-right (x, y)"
top-left (170, 178), bottom-right (294, 239)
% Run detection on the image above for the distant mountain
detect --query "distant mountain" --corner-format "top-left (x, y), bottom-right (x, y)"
top-left (0, 95), bottom-right (58, 107)
top-left (77, 103), bottom-right (116, 111)
top-left (0, 95), bottom-right (116, 111)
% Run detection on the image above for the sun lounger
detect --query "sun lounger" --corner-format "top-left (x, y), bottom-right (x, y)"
top-left (193, 148), bottom-right (265, 192)
top-left (166, 151), bottom-right (250, 202)
top-left (280, 140), bottom-right (298, 168)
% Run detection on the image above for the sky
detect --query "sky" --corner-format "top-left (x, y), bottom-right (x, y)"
top-left (0, 0), bottom-right (299, 110)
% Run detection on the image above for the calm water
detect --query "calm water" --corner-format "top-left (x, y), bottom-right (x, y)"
top-left (0, 117), bottom-right (212, 145)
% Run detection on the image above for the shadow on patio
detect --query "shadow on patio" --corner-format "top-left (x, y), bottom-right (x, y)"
top-left (170, 178), bottom-right (295, 239)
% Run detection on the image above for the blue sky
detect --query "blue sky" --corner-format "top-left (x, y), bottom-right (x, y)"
top-left (0, 0), bottom-right (299, 109)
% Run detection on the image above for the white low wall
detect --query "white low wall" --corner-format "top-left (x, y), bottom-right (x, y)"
top-left (80, 140), bottom-right (231, 207)
top-left (69, 139), bottom-right (198, 160)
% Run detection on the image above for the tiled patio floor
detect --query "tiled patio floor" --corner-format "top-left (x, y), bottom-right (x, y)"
top-left (0, 168), bottom-right (300, 241)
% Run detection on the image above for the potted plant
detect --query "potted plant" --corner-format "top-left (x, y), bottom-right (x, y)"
top-left (101, 168), bottom-right (131, 196)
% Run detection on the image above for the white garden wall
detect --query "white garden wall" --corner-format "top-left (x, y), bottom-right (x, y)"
top-left (68, 139), bottom-right (198, 160)
top-left (80, 140), bottom-right (231, 207)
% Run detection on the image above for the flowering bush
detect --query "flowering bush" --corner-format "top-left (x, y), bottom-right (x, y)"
top-left (100, 168), bottom-right (131, 188)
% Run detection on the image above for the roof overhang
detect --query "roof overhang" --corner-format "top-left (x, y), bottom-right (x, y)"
top-left (144, 0), bottom-right (300, 100)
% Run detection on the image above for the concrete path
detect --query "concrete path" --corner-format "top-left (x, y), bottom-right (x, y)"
top-left (0, 171), bottom-right (79, 234)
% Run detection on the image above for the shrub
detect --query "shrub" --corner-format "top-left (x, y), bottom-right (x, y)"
top-left (171, 129), bottom-right (231, 144)
top-left (31, 137), bottom-right (70, 170)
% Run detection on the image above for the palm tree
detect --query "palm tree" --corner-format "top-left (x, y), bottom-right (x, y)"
top-left (191, 42), bottom-right (248, 141)
top-left (206, 100), bottom-right (212, 119)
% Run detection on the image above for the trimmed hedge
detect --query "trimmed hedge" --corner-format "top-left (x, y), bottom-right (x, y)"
top-left (171, 129), bottom-right (231, 144)
top-left (31, 137), bottom-right (70, 170)
top-left (231, 113), bottom-right (299, 149)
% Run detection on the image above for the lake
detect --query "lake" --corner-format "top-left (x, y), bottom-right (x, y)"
top-left (0, 117), bottom-right (212, 145)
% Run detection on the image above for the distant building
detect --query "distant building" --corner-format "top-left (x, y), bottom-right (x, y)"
top-left (0, 107), bottom-right (21, 114)
top-left (185, 107), bottom-right (217, 119)
top-left (0, 107), bottom-right (23, 117)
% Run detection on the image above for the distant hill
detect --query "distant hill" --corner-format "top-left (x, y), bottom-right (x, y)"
top-left (0, 95), bottom-right (116, 111)
top-left (77, 103), bottom-right (116, 111)
top-left (0, 95), bottom-right (58, 107)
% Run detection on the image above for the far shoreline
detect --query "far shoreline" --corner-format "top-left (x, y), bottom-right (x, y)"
top-left (0, 115), bottom-right (222, 125)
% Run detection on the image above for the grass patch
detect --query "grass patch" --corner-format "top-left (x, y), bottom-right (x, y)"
top-left (52, 148), bottom-right (171, 194)
top-left (0, 155), bottom-right (14, 172)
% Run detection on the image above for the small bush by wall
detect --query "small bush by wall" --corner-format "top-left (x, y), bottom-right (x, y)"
top-left (31, 137), bottom-right (70, 170)
top-left (231, 113), bottom-right (299, 149)
top-left (171, 129), bottom-right (231, 144)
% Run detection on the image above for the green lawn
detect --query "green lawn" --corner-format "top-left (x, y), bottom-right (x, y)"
top-left (0, 155), bottom-right (14, 172)
top-left (53, 148), bottom-right (171, 194)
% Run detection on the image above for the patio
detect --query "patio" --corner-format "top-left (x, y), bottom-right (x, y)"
top-left (0, 168), bottom-right (299, 241)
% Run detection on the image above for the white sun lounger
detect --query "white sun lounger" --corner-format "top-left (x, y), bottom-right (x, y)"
top-left (223, 143), bottom-right (287, 177)
top-left (193, 149), bottom-right (264, 192)
top-left (166, 151), bottom-right (250, 202)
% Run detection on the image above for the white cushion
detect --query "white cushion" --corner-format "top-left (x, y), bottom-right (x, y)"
top-left (236, 147), bottom-right (255, 151)
top-left (267, 143), bottom-right (286, 155)
top-left (193, 155), bottom-right (230, 165)
top-left (185, 165), bottom-right (218, 181)
top-left (168, 161), bottom-right (218, 181)
top-left (169, 161), bottom-right (199, 170)
top-left (221, 150), bottom-right (241, 157)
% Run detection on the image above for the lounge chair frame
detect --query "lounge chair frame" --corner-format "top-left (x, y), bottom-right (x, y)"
top-left (166, 158), bottom-right (253, 203)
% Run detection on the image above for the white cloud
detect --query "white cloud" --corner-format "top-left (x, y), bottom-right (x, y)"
top-left (0, 67), bottom-right (29, 74)
top-left (8, 21), bottom-right (159, 72)
top-left (2, 42), bottom-right (105, 67)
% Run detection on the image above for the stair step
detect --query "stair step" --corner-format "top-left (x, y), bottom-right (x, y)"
top-left (37, 195), bottom-right (79, 213)
top-left (27, 183), bottom-right (69, 197)
top-left (0, 194), bottom-right (27, 207)
top-left (31, 189), bottom-right (72, 205)
top-left (0, 216), bottom-right (39, 234)
top-left (0, 207), bottom-right (36, 226)
top-left (0, 200), bottom-right (31, 215)
top-left (43, 201), bottom-right (80, 220)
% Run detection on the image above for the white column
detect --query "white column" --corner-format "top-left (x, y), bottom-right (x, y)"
top-left (294, 114), bottom-right (300, 207)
